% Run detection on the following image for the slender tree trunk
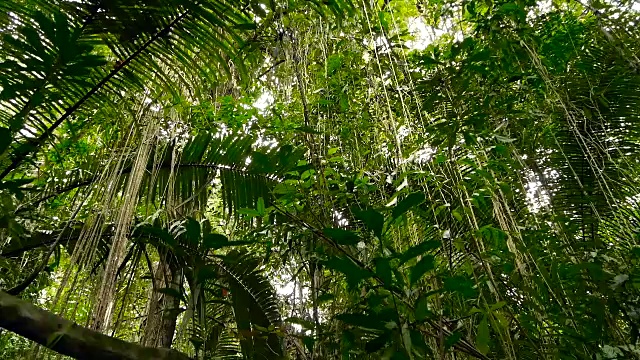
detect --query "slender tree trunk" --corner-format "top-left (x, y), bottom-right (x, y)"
top-left (0, 291), bottom-right (190, 360)
top-left (142, 254), bottom-right (181, 348)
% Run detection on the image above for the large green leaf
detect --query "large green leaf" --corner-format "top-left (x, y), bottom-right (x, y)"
top-left (409, 255), bottom-right (435, 285)
top-left (353, 208), bottom-right (384, 239)
top-left (323, 228), bottom-right (361, 245)
top-left (0, 127), bottom-right (11, 156)
top-left (223, 251), bottom-right (283, 359)
top-left (324, 255), bottom-right (371, 290)
top-left (398, 240), bottom-right (440, 266)
top-left (335, 313), bottom-right (386, 331)
top-left (476, 316), bottom-right (490, 355)
top-left (391, 192), bottom-right (426, 220)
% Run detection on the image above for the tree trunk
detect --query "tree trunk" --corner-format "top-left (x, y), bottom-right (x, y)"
top-left (141, 254), bottom-right (181, 348)
top-left (0, 290), bottom-right (190, 360)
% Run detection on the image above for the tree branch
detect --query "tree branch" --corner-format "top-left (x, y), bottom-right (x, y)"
top-left (0, 291), bottom-right (191, 360)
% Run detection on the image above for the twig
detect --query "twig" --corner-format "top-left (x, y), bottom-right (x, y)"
top-left (257, 59), bottom-right (286, 79)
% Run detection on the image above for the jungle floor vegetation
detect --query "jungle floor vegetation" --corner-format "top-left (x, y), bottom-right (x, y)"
top-left (1, 0), bottom-right (640, 359)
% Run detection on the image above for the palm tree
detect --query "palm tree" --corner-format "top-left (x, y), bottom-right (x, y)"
top-left (3, 0), bottom-right (640, 359)
top-left (0, 0), bottom-right (349, 358)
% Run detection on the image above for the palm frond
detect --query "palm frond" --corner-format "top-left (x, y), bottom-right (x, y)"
top-left (0, 0), bottom-right (257, 179)
top-left (221, 250), bottom-right (283, 360)
top-left (27, 131), bottom-right (303, 217)
top-left (538, 27), bottom-right (640, 245)
top-left (206, 325), bottom-right (242, 359)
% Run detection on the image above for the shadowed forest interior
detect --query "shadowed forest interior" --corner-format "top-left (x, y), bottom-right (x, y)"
top-left (1, 0), bottom-right (640, 359)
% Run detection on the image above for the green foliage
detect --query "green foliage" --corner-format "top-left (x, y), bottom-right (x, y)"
top-left (2, 0), bottom-right (640, 359)
top-left (224, 250), bottom-right (283, 359)
top-left (323, 228), bottom-right (360, 245)
top-left (391, 192), bottom-right (425, 221)
top-left (353, 208), bottom-right (384, 239)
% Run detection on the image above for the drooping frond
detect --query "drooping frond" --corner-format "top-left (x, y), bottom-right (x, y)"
top-left (206, 325), bottom-right (243, 359)
top-left (530, 15), bottom-right (640, 246)
top-left (0, 0), bottom-right (264, 179)
top-left (221, 250), bottom-right (283, 359)
top-left (0, 0), bottom-right (347, 181)
top-left (29, 131), bottom-right (303, 217)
